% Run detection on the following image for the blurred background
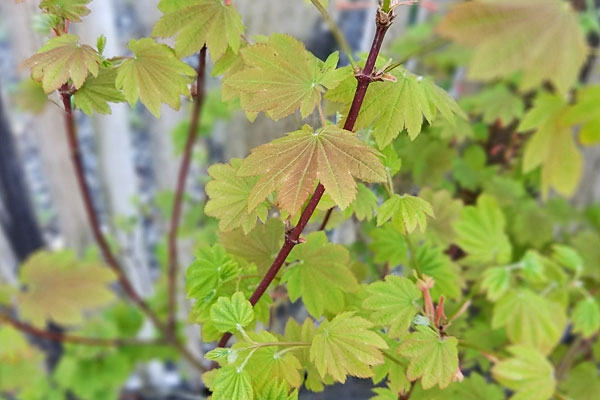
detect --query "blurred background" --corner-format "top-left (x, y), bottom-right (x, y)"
top-left (1, 0), bottom-right (599, 399)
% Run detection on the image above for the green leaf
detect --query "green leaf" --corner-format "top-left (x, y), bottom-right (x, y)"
top-left (24, 34), bottom-right (100, 93)
top-left (310, 312), bottom-right (388, 382)
top-left (283, 232), bottom-right (359, 318)
top-left (0, 326), bottom-right (44, 392)
top-left (212, 365), bottom-right (253, 400)
top-left (14, 79), bottom-right (48, 114)
top-left (39, 0), bottom-right (91, 22)
top-left (398, 326), bottom-right (459, 390)
top-left (454, 194), bottom-right (512, 265)
top-left (518, 92), bottom-right (582, 197)
top-left (572, 297), bottom-right (600, 338)
top-left (492, 289), bottom-right (566, 354)
top-left (238, 125), bottom-right (386, 215)
top-left (153, 0), bottom-right (244, 59)
top-left (17, 250), bottom-right (116, 327)
top-left (73, 67), bottom-right (125, 115)
top-left (186, 245), bottom-right (240, 301)
top-left (329, 69), bottom-right (465, 147)
top-left (205, 158), bottom-right (270, 234)
top-left (225, 34), bottom-right (345, 120)
top-left (345, 183), bottom-right (378, 221)
top-left (414, 244), bottom-right (463, 300)
top-left (376, 194), bottom-right (434, 234)
top-left (219, 219), bottom-right (284, 274)
top-left (438, 0), bottom-right (588, 94)
top-left (552, 244), bottom-right (584, 272)
top-left (116, 38), bottom-right (196, 117)
top-left (561, 362), bottom-right (600, 400)
top-left (450, 372), bottom-right (504, 400)
top-left (210, 292), bottom-right (254, 333)
top-left (481, 267), bottom-right (511, 301)
top-left (492, 346), bottom-right (555, 400)
top-left (283, 318), bottom-right (325, 392)
top-left (256, 380), bottom-right (298, 400)
top-left (419, 188), bottom-right (463, 247)
top-left (461, 83), bottom-right (524, 126)
top-left (563, 85), bottom-right (600, 145)
top-left (368, 223), bottom-right (408, 266)
top-left (362, 275), bottom-right (421, 338)
top-left (452, 145), bottom-right (498, 191)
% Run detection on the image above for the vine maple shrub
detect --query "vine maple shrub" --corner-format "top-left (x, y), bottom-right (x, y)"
top-left (2, 0), bottom-right (600, 399)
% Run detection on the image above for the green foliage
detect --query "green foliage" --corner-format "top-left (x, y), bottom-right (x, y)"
top-left (376, 194), bottom-right (434, 234)
top-left (116, 38), bottom-right (196, 117)
top-left (153, 0), bottom-right (244, 59)
top-left (210, 291), bottom-right (254, 333)
top-left (73, 67), bottom-right (125, 115)
top-left (39, 0), bottom-right (92, 22)
top-left (571, 297), bottom-right (600, 338)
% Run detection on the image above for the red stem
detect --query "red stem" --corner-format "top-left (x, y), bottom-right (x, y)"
top-left (167, 47), bottom-right (207, 335)
top-left (0, 312), bottom-right (159, 346)
top-left (216, 14), bottom-right (392, 349)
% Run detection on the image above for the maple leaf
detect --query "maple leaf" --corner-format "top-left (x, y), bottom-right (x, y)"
top-left (225, 34), bottom-right (347, 120)
top-left (518, 93), bottom-right (582, 197)
top-left (283, 232), bottom-right (359, 318)
top-left (210, 292), bottom-right (254, 333)
top-left (17, 250), bottom-right (116, 327)
top-left (369, 223), bottom-right (408, 266)
top-left (327, 68), bottom-right (465, 148)
top-left (362, 276), bottom-right (421, 338)
top-left (376, 194), bottom-right (434, 234)
top-left (256, 380), bottom-right (298, 400)
top-left (492, 346), bottom-right (555, 400)
top-left (438, 0), bottom-right (588, 95)
top-left (453, 194), bottom-right (512, 265)
top-left (310, 312), bottom-right (388, 383)
top-left (115, 38), bottom-right (196, 118)
top-left (461, 83), bottom-right (524, 126)
top-left (419, 188), bottom-right (463, 247)
top-left (414, 244), bottom-right (463, 301)
top-left (398, 326), bottom-right (459, 390)
top-left (153, 0), bottom-right (244, 59)
top-left (492, 289), bottom-right (566, 355)
top-left (73, 67), bottom-right (125, 115)
top-left (24, 34), bottom-right (100, 93)
top-left (562, 362), bottom-right (600, 400)
top-left (39, 0), bottom-right (91, 22)
top-left (238, 125), bottom-right (386, 216)
top-left (283, 318), bottom-right (325, 392)
top-left (205, 158), bottom-right (270, 234)
top-left (186, 245), bottom-right (241, 302)
top-left (219, 219), bottom-right (284, 275)
top-left (571, 297), bottom-right (600, 338)
top-left (212, 365), bottom-right (253, 400)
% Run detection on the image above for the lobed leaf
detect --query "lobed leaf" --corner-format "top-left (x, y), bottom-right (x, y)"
top-left (238, 125), bottom-right (386, 215)
top-left (212, 365), bottom-right (253, 400)
top-left (73, 67), bottom-right (124, 115)
top-left (39, 0), bottom-right (91, 22)
top-left (571, 297), bottom-right (600, 338)
top-left (376, 194), bottom-right (434, 235)
top-left (210, 291), bottom-right (254, 333)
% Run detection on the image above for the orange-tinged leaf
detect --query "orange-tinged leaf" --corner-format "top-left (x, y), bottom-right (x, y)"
top-left (17, 251), bottom-right (116, 327)
top-left (438, 0), bottom-right (588, 94)
top-left (116, 38), bottom-right (196, 117)
top-left (39, 0), bottom-right (91, 22)
top-left (23, 34), bottom-right (100, 93)
top-left (153, 0), bottom-right (244, 59)
top-left (238, 125), bottom-right (386, 215)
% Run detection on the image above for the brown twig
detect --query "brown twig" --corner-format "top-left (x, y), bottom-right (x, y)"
top-left (318, 208), bottom-right (334, 231)
top-left (60, 86), bottom-right (206, 373)
top-left (216, 7), bottom-right (394, 350)
top-left (0, 312), bottom-right (159, 347)
top-left (167, 47), bottom-right (207, 336)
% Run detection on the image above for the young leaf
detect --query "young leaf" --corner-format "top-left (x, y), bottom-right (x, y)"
top-left (310, 312), bottom-right (388, 382)
top-left (561, 362), bottom-right (600, 400)
top-left (462, 84), bottom-right (524, 126)
top-left (362, 275), bottom-right (421, 338)
top-left (73, 67), bottom-right (125, 115)
top-left (205, 158), bottom-right (270, 234)
top-left (39, 0), bottom-right (91, 22)
top-left (414, 244), bottom-right (463, 300)
top-left (283, 232), bottom-right (359, 318)
top-left (454, 194), bottom-right (512, 265)
top-left (238, 125), bottom-right (386, 215)
top-left (210, 291), bottom-right (254, 333)
top-left (186, 245), bottom-right (240, 301)
top-left (116, 38), bottom-right (196, 117)
top-left (345, 183), bottom-right (378, 221)
top-left (571, 297), bottom-right (600, 338)
top-left (24, 34), bottom-right (100, 93)
top-left (438, 0), bottom-right (588, 94)
top-left (17, 251), bottom-right (116, 327)
top-left (212, 365), bottom-right (253, 400)
top-left (368, 223), bottom-right (408, 266)
top-left (225, 34), bottom-right (345, 120)
top-left (256, 380), bottom-right (298, 400)
top-left (563, 85), bottom-right (600, 145)
top-left (518, 93), bottom-right (582, 197)
top-left (328, 68), bottom-right (465, 148)
top-left (376, 194), bottom-right (434, 235)
top-left (219, 219), bottom-right (284, 274)
top-left (283, 319), bottom-right (325, 392)
top-left (492, 289), bottom-right (566, 354)
top-left (492, 346), bottom-right (555, 400)
top-left (481, 267), bottom-right (511, 301)
top-left (371, 339), bottom-right (411, 395)
top-left (153, 0), bottom-right (244, 59)
top-left (398, 326), bottom-right (459, 390)
top-left (419, 188), bottom-right (463, 247)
